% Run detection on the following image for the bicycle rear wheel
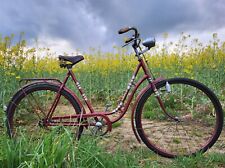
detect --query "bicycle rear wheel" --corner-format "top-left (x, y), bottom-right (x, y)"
top-left (135, 78), bottom-right (223, 158)
top-left (6, 82), bottom-right (83, 140)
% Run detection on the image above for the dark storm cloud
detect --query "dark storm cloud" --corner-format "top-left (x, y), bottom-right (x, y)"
top-left (0, 0), bottom-right (107, 49)
top-left (84, 0), bottom-right (225, 38)
top-left (0, 0), bottom-right (225, 51)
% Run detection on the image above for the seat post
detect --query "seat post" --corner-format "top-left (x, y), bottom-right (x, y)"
top-left (66, 64), bottom-right (73, 69)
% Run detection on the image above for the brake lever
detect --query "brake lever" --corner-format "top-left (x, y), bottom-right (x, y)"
top-left (122, 38), bottom-right (137, 47)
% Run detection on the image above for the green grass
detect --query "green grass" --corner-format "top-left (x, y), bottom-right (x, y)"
top-left (0, 127), bottom-right (155, 167)
top-left (170, 153), bottom-right (225, 168)
top-left (0, 127), bottom-right (224, 167)
top-left (112, 121), bottom-right (123, 128)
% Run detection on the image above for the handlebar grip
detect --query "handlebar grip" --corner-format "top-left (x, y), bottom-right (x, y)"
top-left (118, 27), bottom-right (131, 34)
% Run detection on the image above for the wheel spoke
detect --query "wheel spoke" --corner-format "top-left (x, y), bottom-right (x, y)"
top-left (136, 78), bottom-right (223, 158)
top-left (7, 83), bottom-right (83, 140)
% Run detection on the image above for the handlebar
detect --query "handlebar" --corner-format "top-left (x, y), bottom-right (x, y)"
top-left (118, 26), bottom-right (155, 56)
top-left (118, 27), bottom-right (139, 38)
top-left (118, 27), bottom-right (131, 34)
top-left (118, 26), bottom-right (140, 49)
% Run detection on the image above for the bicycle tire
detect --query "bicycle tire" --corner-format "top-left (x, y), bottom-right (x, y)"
top-left (6, 82), bottom-right (83, 140)
top-left (135, 78), bottom-right (223, 158)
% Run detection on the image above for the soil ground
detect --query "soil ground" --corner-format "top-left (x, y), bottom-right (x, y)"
top-left (100, 114), bottom-right (225, 155)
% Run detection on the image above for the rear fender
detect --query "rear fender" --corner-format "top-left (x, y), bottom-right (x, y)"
top-left (131, 77), bottom-right (165, 143)
top-left (8, 81), bottom-right (86, 114)
top-left (60, 84), bottom-right (86, 114)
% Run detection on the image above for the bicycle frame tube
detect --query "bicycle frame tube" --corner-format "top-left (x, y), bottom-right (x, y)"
top-left (109, 58), bottom-right (158, 123)
top-left (108, 57), bottom-right (165, 142)
top-left (46, 72), bottom-right (70, 120)
top-left (69, 69), bottom-right (95, 113)
top-left (46, 57), bottom-right (164, 133)
top-left (46, 68), bottom-right (95, 121)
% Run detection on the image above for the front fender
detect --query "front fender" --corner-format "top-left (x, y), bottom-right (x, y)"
top-left (131, 77), bottom-right (165, 143)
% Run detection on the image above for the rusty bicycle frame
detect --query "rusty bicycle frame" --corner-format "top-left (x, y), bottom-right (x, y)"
top-left (31, 58), bottom-right (166, 142)
top-left (20, 27), bottom-right (169, 142)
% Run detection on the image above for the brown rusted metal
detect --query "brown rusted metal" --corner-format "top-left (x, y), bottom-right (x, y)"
top-left (49, 112), bottom-right (112, 132)
top-left (18, 53), bottom-right (167, 144)
top-left (19, 78), bottom-right (62, 87)
top-left (69, 69), bottom-right (95, 113)
top-left (47, 71), bottom-right (71, 120)
top-left (130, 77), bottom-right (165, 143)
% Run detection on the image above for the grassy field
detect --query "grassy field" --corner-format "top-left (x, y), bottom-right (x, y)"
top-left (0, 33), bottom-right (224, 167)
top-left (0, 128), bottom-right (225, 168)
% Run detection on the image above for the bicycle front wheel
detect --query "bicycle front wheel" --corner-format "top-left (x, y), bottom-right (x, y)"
top-left (135, 78), bottom-right (223, 158)
top-left (6, 82), bottom-right (83, 140)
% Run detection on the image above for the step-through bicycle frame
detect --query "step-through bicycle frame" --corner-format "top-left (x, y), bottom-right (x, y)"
top-left (20, 27), bottom-right (169, 141)
top-left (30, 56), bottom-right (165, 142)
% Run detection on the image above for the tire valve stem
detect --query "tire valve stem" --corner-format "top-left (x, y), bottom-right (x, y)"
top-left (166, 82), bottom-right (171, 93)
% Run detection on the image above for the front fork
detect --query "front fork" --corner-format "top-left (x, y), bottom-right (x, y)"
top-left (148, 78), bottom-right (179, 121)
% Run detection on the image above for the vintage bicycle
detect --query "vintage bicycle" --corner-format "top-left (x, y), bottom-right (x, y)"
top-left (6, 27), bottom-right (224, 158)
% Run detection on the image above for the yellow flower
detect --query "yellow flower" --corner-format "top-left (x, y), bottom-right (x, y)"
top-left (10, 72), bottom-right (15, 76)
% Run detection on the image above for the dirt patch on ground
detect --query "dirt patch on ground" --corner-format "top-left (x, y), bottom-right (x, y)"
top-left (100, 115), bottom-right (225, 155)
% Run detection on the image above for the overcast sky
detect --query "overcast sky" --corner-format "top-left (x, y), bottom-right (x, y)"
top-left (1, 0), bottom-right (225, 54)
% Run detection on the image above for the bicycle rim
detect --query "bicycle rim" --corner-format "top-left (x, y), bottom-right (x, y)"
top-left (7, 83), bottom-right (83, 140)
top-left (135, 78), bottom-right (223, 157)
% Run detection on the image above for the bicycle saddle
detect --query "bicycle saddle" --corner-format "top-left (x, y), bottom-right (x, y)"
top-left (59, 55), bottom-right (84, 68)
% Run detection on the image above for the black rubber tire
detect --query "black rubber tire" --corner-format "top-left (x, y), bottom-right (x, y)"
top-left (135, 78), bottom-right (224, 158)
top-left (6, 82), bottom-right (83, 139)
